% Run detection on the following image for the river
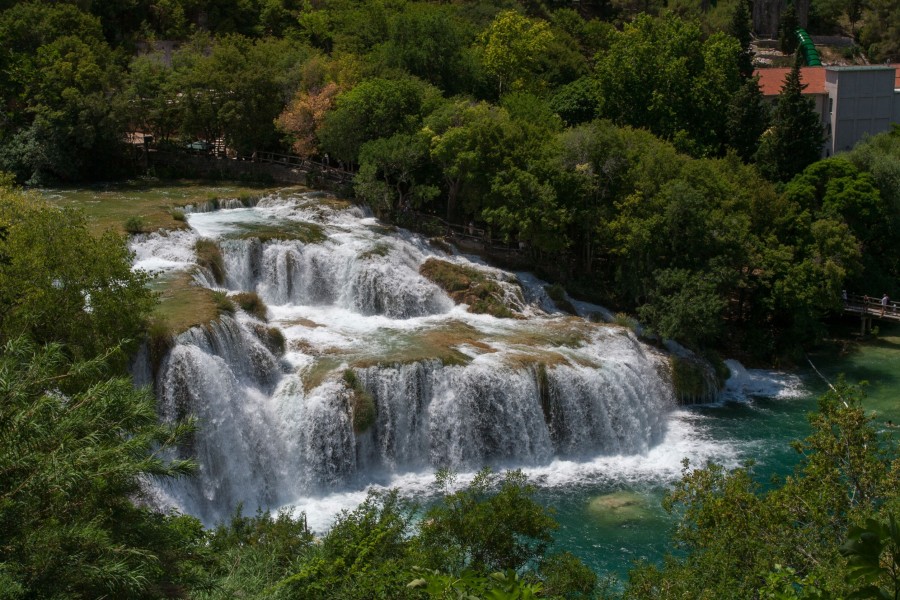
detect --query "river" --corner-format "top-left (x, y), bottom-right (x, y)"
top-left (76, 185), bottom-right (899, 581)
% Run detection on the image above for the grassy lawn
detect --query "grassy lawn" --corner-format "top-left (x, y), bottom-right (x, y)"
top-left (38, 180), bottom-right (299, 334)
top-left (37, 179), bottom-right (302, 236)
top-left (150, 272), bottom-right (223, 334)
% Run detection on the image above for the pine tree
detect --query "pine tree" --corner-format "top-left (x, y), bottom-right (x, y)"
top-left (728, 0), bottom-right (755, 79)
top-left (755, 53), bottom-right (825, 182)
top-left (727, 76), bottom-right (771, 162)
top-left (778, 4), bottom-right (800, 55)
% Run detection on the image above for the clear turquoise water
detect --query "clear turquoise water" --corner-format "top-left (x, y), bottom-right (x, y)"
top-left (546, 322), bottom-right (900, 581)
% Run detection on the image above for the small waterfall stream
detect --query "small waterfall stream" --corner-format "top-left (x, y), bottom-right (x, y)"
top-left (139, 191), bottom-right (680, 525)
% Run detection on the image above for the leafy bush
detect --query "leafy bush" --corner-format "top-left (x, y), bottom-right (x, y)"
top-left (124, 215), bottom-right (146, 233)
top-left (0, 338), bottom-right (200, 598)
top-left (625, 379), bottom-right (899, 598)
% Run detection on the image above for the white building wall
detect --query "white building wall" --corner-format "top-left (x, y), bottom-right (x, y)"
top-left (894, 91), bottom-right (900, 126)
top-left (825, 67), bottom-right (896, 155)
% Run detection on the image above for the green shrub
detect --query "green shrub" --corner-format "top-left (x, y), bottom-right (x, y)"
top-left (233, 292), bottom-right (268, 321)
top-left (212, 291), bottom-right (234, 315)
top-left (613, 312), bottom-right (638, 330)
top-left (124, 215), bottom-right (146, 233)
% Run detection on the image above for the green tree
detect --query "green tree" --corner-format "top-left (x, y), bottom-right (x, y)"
top-left (275, 490), bottom-right (420, 599)
top-left (477, 10), bottom-right (554, 95)
top-left (728, 0), bottom-right (755, 78)
top-left (213, 35), bottom-right (309, 155)
top-left (553, 120), bottom-right (630, 274)
top-left (319, 76), bottom-right (442, 167)
top-left (726, 76), bottom-right (771, 162)
top-left (0, 189), bottom-right (156, 362)
top-left (859, 0), bottom-right (900, 61)
top-left (0, 337), bottom-right (201, 599)
top-left (594, 14), bottom-right (742, 157)
top-left (755, 54), bottom-right (825, 183)
top-left (124, 54), bottom-right (183, 143)
top-left (355, 132), bottom-right (439, 218)
top-left (550, 76), bottom-right (602, 127)
top-left (416, 469), bottom-right (559, 575)
top-left (424, 99), bottom-right (513, 221)
top-left (0, 3), bottom-right (127, 182)
top-left (784, 157), bottom-right (894, 294)
top-left (638, 267), bottom-right (727, 348)
top-left (779, 4), bottom-right (801, 55)
top-left (385, 3), bottom-right (471, 93)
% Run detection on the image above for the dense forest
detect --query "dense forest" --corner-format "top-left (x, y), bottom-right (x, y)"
top-left (2, 0), bottom-right (900, 359)
top-left (1, 0), bottom-right (900, 597)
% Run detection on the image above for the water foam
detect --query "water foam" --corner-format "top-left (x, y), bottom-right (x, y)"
top-left (718, 359), bottom-right (806, 403)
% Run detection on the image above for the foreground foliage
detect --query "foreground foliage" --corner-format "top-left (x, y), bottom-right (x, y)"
top-left (0, 339), bottom-right (202, 599)
top-left (623, 379), bottom-right (899, 599)
top-left (0, 187), bottom-right (156, 364)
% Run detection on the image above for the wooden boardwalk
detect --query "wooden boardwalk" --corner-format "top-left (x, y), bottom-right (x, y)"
top-left (843, 294), bottom-right (900, 333)
top-left (844, 294), bottom-right (900, 321)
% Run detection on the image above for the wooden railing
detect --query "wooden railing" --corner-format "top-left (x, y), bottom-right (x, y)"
top-left (844, 293), bottom-right (900, 320)
top-left (251, 151), bottom-right (354, 182)
top-left (397, 210), bottom-right (528, 255)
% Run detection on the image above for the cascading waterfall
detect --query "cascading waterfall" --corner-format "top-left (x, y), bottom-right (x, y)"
top-left (140, 191), bottom-right (680, 525)
top-left (220, 238), bottom-right (453, 317)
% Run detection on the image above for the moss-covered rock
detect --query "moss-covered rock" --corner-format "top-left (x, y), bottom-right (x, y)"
top-left (420, 258), bottom-right (521, 319)
top-left (670, 354), bottom-right (718, 405)
top-left (250, 323), bottom-right (285, 355)
top-left (233, 291), bottom-right (268, 321)
top-left (358, 243), bottom-right (391, 260)
top-left (343, 369), bottom-right (377, 434)
top-left (195, 239), bottom-right (225, 285)
top-left (544, 283), bottom-right (578, 314)
top-left (233, 221), bottom-right (326, 244)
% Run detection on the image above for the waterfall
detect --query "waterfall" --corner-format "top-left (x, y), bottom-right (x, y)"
top-left (146, 191), bottom-right (679, 524)
top-left (220, 238), bottom-right (454, 318)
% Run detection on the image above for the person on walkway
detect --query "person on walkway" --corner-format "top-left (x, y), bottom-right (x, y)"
top-left (882, 293), bottom-right (890, 316)
top-left (842, 289), bottom-right (848, 307)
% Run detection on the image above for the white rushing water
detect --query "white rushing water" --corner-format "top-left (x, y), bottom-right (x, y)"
top-left (132, 190), bottom-right (801, 527)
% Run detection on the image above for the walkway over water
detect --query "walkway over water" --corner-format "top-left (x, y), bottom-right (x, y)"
top-left (843, 294), bottom-right (900, 322)
top-left (843, 294), bottom-right (900, 334)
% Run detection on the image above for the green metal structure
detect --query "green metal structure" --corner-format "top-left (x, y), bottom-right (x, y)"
top-left (795, 28), bottom-right (822, 66)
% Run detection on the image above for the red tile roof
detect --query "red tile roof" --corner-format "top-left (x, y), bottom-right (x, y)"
top-left (755, 64), bottom-right (900, 96)
top-left (756, 66), bottom-right (826, 96)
